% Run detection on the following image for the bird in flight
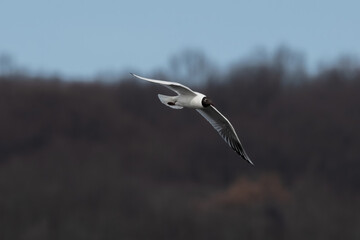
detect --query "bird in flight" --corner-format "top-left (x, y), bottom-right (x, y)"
top-left (131, 73), bottom-right (254, 165)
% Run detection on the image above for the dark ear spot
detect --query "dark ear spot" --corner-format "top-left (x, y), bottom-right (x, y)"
top-left (167, 102), bottom-right (175, 106)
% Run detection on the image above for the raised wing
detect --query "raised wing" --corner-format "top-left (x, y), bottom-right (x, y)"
top-left (197, 105), bottom-right (254, 165)
top-left (131, 73), bottom-right (196, 96)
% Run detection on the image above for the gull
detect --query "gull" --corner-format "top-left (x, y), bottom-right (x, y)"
top-left (131, 73), bottom-right (254, 165)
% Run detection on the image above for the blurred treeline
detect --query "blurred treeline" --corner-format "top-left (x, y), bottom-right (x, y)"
top-left (0, 49), bottom-right (359, 239)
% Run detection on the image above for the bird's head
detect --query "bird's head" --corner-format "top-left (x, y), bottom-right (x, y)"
top-left (202, 97), bottom-right (214, 107)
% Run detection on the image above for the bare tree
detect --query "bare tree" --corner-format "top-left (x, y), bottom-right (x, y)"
top-left (0, 53), bottom-right (14, 76)
top-left (168, 49), bottom-right (218, 85)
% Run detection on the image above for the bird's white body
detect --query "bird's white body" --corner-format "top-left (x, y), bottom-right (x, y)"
top-left (160, 92), bottom-right (205, 109)
top-left (131, 73), bottom-right (254, 165)
top-left (182, 92), bottom-right (206, 108)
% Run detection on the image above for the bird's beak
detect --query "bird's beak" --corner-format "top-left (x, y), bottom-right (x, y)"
top-left (209, 99), bottom-right (214, 106)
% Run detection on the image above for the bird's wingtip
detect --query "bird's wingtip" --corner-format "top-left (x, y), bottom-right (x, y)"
top-left (130, 73), bottom-right (144, 80)
top-left (242, 153), bottom-right (254, 166)
top-left (247, 159), bottom-right (255, 166)
top-left (238, 153), bottom-right (255, 166)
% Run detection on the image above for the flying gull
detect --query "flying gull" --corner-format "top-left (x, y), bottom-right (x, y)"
top-left (131, 73), bottom-right (254, 165)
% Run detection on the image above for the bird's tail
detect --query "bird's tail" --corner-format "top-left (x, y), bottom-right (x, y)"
top-left (157, 94), bottom-right (183, 109)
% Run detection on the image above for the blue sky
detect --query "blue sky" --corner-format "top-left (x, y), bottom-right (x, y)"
top-left (0, 0), bottom-right (359, 78)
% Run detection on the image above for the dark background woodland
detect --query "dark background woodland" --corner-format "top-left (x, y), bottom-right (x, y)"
top-left (0, 49), bottom-right (359, 239)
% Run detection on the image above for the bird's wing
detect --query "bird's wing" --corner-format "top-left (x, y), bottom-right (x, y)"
top-left (131, 73), bottom-right (196, 96)
top-left (196, 105), bottom-right (254, 165)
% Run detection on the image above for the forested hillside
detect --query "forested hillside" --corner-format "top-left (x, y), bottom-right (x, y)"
top-left (1, 53), bottom-right (359, 239)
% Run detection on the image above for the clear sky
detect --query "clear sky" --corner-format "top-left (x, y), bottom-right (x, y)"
top-left (1, 0), bottom-right (359, 78)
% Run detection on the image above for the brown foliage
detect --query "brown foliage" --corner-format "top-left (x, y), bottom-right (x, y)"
top-left (204, 173), bottom-right (291, 207)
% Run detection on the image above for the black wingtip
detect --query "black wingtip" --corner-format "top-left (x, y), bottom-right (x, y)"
top-left (247, 159), bottom-right (255, 166)
top-left (242, 153), bottom-right (255, 166)
top-left (242, 153), bottom-right (254, 166)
